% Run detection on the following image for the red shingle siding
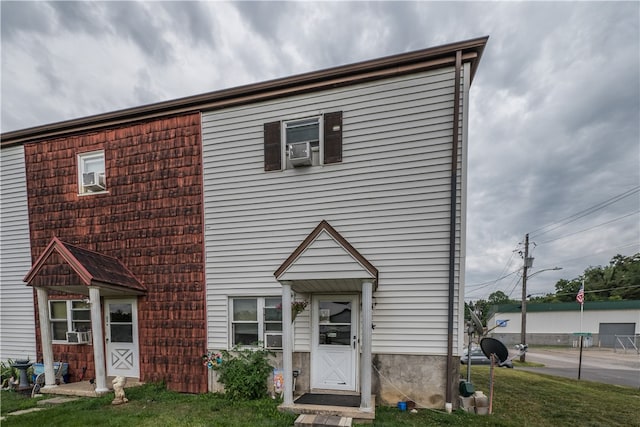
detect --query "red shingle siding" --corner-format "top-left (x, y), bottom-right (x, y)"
top-left (25, 113), bottom-right (207, 393)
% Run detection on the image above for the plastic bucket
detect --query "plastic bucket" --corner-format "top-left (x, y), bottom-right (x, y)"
top-left (397, 401), bottom-right (407, 411)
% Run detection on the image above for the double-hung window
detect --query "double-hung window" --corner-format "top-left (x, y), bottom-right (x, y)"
top-left (78, 150), bottom-right (106, 194)
top-left (230, 297), bottom-right (282, 349)
top-left (264, 111), bottom-right (342, 171)
top-left (49, 300), bottom-right (91, 342)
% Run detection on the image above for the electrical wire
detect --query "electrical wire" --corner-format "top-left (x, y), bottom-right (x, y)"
top-left (537, 210), bottom-right (640, 245)
top-left (465, 270), bottom-right (520, 289)
top-left (550, 242), bottom-right (639, 266)
top-left (552, 284), bottom-right (640, 299)
top-left (528, 185), bottom-right (640, 239)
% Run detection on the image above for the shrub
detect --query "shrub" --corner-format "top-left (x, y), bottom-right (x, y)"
top-left (213, 345), bottom-right (274, 400)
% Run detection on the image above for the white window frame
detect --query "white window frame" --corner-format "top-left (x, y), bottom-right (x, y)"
top-left (229, 297), bottom-right (282, 349)
top-left (281, 115), bottom-right (324, 170)
top-left (49, 300), bottom-right (91, 343)
top-left (77, 150), bottom-right (106, 195)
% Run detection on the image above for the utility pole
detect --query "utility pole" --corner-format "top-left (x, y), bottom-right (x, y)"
top-left (520, 233), bottom-right (531, 363)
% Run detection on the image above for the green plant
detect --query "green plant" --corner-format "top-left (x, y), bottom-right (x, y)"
top-left (213, 345), bottom-right (275, 400)
top-left (1, 359), bottom-right (18, 388)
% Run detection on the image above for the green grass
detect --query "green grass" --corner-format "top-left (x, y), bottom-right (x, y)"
top-left (2, 370), bottom-right (639, 427)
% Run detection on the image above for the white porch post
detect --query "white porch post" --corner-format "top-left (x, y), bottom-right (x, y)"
top-left (282, 282), bottom-right (294, 406)
top-left (89, 287), bottom-right (108, 393)
top-left (36, 287), bottom-right (57, 388)
top-left (360, 280), bottom-right (374, 412)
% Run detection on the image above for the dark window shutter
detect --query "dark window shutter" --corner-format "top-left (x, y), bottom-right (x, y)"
top-left (264, 121), bottom-right (281, 171)
top-left (324, 111), bottom-right (342, 164)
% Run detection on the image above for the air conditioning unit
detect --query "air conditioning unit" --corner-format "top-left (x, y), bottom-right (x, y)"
top-left (288, 141), bottom-right (312, 167)
top-left (66, 331), bottom-right (91, 344)
top-left (82, 171), bottom-right (105, 190)
top-left (265, 333), bottom-right (282, 349)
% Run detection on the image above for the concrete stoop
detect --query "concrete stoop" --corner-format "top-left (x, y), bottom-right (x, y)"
top-left (295, 414), bottom-right (352, 426)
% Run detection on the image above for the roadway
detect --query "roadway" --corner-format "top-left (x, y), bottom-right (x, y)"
top-left (520, 347), bottom-right (640, 389)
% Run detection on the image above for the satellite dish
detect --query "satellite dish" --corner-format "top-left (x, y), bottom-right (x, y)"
top-left (480, 337), bottom-right (509, 364)
top-left (469, 310), bottom-right (485, 336)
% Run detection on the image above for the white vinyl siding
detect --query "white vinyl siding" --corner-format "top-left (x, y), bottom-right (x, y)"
top-left (0, 145), bottom-right (36, 360)
top-left (203, 67), bottom-right (467, 355)
top-left (279, 231), bottom-right (375, 281)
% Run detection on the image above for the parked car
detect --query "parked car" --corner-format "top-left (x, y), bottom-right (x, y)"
top-left (461, 347), bottom-right (513, 368)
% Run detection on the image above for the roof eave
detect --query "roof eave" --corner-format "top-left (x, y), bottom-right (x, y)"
top-left (1, 36), bottom-right (488, 147)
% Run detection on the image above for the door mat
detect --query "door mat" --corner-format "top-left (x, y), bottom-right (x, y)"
top-left (294, 393), bottom-right (360, 407)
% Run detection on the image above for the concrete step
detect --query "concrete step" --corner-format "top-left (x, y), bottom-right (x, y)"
top-left (295, 414), bottom-right (352, 426)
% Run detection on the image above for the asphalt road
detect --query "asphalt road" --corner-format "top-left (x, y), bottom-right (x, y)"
top-left (520, 347), bottom-right (640, 389)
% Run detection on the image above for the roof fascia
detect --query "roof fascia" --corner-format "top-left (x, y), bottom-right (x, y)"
top-left (24, 237), bottom-right (93, 286)
top-left (1, 36), bottom-right (488, 147)
top-left (275, 220), bottom-right (378, 281)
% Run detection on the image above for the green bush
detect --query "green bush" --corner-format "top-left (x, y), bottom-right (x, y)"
top-left (213, 345), bottom-right (274, 400)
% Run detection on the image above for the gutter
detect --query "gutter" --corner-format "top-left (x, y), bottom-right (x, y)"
top-left (445, 49), bottom-right (463, 410)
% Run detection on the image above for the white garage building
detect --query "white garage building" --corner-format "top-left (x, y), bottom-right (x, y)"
top-left (487, 300), bottom-right (640, 349)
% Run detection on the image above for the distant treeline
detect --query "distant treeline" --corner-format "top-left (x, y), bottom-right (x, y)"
top-left (466, 253), bottom-right (640, 325)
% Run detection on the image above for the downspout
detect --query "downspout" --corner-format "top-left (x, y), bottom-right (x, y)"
top-left (445, 50), bottom-right (462, 409)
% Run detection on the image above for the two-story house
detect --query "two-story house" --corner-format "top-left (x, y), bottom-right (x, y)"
top-left (0, 36), bottom-right (487, 418)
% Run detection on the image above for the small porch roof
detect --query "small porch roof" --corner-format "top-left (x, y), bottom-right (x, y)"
top-left (24, 237), bottom-right (145, 296)
top-left (274, 220), bottom-right (378, 293)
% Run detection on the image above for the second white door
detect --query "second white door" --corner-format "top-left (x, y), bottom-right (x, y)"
top-left (311, 295), bottom-right (358, 391)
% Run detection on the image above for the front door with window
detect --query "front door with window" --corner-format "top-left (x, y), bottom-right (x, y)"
top-left (311, 295), bottom-right (358, 391)
top-left (105, 299), bottom-right (140, 378)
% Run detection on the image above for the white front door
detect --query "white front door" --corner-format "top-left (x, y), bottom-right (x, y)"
top-left (105, 299), bottom-right (140, 378)
top-left (311, 295), bottom-right (359, 391)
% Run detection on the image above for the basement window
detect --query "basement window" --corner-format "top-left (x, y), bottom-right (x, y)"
top-left (78, 150), bottom-right (106, 194)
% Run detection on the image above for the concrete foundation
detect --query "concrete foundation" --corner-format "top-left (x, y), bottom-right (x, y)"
top-left (208, 351), bottom-right (455, 410)
top-left (372, 353), bottom-right (451, 408)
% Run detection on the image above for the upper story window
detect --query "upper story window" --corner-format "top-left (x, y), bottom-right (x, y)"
top-left (264, 111), bottom-right (342, 171)
top-left (49, 300), bottom-right (91, 343)
top-left (78, 150), bottom-right (106, 194)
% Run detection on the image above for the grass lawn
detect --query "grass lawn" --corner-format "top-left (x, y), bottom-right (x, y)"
top-left (1, 368), bottom-right (639, 427)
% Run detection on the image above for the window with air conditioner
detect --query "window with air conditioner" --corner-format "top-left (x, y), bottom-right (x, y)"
top-left (263, 111), bottom-right (342, 171)
top-left (78, 150), bottom-right (106, 194)
top-left (49, 300), bottom-right (91, 343)
top-left (230, 297), bottom-right (282, 349)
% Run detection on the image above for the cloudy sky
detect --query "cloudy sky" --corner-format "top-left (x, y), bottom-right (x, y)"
top-left (2, 1), bottom-right (639, 301)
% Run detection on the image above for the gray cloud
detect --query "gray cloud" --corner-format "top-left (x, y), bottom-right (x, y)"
top-left (0, 1), bottom-right (55, 40)
top-left (1, 1), bottom-right (638, 300)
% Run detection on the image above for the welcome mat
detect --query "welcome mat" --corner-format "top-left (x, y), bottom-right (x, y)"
top-left (294, 393), bottom-right (360, 407)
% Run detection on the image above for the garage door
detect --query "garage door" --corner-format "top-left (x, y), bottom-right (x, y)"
top-left (598, 323), bottom-right (635, 347)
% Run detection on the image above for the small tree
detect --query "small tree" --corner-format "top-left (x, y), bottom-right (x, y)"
top-left (213, 345), bottom-right (274, 400)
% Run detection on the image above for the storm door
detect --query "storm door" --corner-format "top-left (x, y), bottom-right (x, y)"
top-left (311, 295), bottom-right (359, 391)
top-left (105, 299), bottom-right (140, 378)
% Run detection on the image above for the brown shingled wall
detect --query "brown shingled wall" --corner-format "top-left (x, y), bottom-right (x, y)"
top-left (25, 113), bottom-right (207, 393)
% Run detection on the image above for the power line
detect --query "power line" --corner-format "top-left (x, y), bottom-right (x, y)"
top-left (550, 284), bottom-right (640, 298)
top-left (550, 242), bottom-right (640, 266)
top-left (528, 185), bottom-right (640, 239)
top-left (537, 210), bottom-right (640, 245)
